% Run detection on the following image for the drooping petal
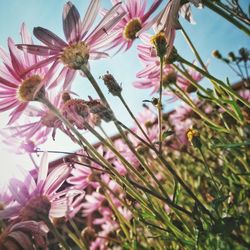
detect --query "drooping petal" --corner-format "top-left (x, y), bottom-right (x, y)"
top-left (142, 0), bottom-right (163, 22)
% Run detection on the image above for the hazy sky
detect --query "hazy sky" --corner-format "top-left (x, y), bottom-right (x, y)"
top-left (0, 0), bottom-right (249, 185)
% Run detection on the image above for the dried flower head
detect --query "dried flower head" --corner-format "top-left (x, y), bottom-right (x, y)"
top-left (101, 72), bottom-right (122, 96)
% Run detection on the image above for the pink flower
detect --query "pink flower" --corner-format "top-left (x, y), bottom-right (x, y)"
top-left (100, 0), bottom-right (163, 52)
top-left (67, 162), bottom-right (99, 190)
top-left (134, 35), bottom-right (203, 98)
top-left (4, 91), bottom-right (64, 145)
top-left (0, 24), bottom-right (59, 125)
top-left (17, 1), bottom-right (125, 89)
top-left (149, 0), bottom-right (202, 56)
top-left (82, 192), bottom-right (105, 216)
top-left (0, 152), bottom-right (80, 220)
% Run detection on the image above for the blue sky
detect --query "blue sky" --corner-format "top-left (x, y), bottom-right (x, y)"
top-left (0, 0), bottom-right (249, 185)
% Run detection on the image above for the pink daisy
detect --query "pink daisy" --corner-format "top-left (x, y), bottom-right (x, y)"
top-left (100, 0), bottom-right (163, 52)
top-left (0, 152), bottom-right (80, 220)
top-left (0, 23), bottom-right (59, 125)
top-left (17, 1), bottom-right (126, 89)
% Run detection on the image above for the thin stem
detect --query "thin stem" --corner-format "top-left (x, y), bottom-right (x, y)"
top-left (170, 84), bottom-right (229, 132)
top-left (118, 93), bottom-right (152, 144)
top-left (173, 64), bottom-right (243, 123)
top-left (199, 148), bottom-right (220, 196)
top-left (180, 27), bottom-right (207, 71)
top-left (158, 57), bottom-right (164, 154)
top-left (178, 56), bottom-right (250, 108)
top-left (203, 0), bottom-right (250, 35)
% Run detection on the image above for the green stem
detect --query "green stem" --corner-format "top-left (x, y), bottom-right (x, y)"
top-left (170, 84), bottom-right (228, 132)
top-left (203, 0), bottom-right (250, 36)
top-left (199, 148), bottom-right (220, 196)
top-left (158, 57), bottom-right (164, 154)
top-left (118, 93), bottom-right (152, 145)
top-left (180, 27), bottom-right (207, 71)
top-left (172, 64), bottom-right (244, 123)
top-left (178, 56), bottom-right (250, 108)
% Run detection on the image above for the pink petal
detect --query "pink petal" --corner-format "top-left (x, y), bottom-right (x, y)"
top-left (34, 27), bottom-right (67, 49)
top-left (142, 0), bottom-right (163, 22)
top-left (81, 0), bottom-right (101, 39)
top-left (63, 1), bottom-right (81, 43)
top-left (8, 38), bottom-right (26, 76)
top-left (37, 152), bottom-right (49, 189)
top-left (17, 44), bottom-right (59, 56)
top-left (43, 165), bottom-right (70, 195)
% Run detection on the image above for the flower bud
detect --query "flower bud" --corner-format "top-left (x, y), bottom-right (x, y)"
top-left (228, 52), bottom-right (236, 62)
top-left (101, 72), bottom-right (122, 96)
top-left (239, 48), bottom-right (249, 62)
top-left (212, 50), bottom-right (222, 59)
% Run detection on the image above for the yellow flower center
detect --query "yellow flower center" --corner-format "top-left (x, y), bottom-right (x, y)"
top-left (186, 129), bottom-right (198, 143)
top-left (123, 18), bottom-right (142, 40)
top-left (60, 42), bottom-right (89, 69)
top-left (150, 32), bottom-right (167, 58)
top-left (17, 75), bottom-right (43, 102)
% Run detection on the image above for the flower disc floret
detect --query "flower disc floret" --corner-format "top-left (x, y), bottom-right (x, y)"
top-left (17, 75), bottom-right (43, 102)
top-left (123, 18), bottom-right (142, 40)
top-left (60, 42), bottom-right (90, 69)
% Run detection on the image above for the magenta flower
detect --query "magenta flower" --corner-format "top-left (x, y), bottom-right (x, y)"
top-left (17, 1), bottom-right (125, 88)
top-left (100, 0), bottom-right (163, 52)
top-left (0, 23), bottom-right (59, 125)
top-left (0, 152), bottom-right (80, 220)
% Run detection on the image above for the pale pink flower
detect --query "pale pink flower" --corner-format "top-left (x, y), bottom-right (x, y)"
top-left (0, 24), bottom-right (59, 125)
top-left (82, 192), bottom-right (105, 216)
top-left (67, 163), bottom-right (99, 190)
top-left (100, 0), bottom-right (163, 52)
top-left (17, 1), bottom-right (125, 89)
top-left (239, 89), bottom-right (250, 102)
top-left (0, 152), bottom-right (80, 220)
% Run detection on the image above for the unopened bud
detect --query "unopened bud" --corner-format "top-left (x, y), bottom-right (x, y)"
top-left (101, 72), bottom-right (122, 96)
top-left (62, 92), bottom-right (71, 103)
top-left (87, 99), bottom-right (113, 122)
top-left (228, 52), bottom-right (236, 62)
top-left (152, 97), bottom-right (159, 106)
top-left (212, 50), bottom-right (222, 59)
top-left (239, 48), bottom-right (249, 62)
